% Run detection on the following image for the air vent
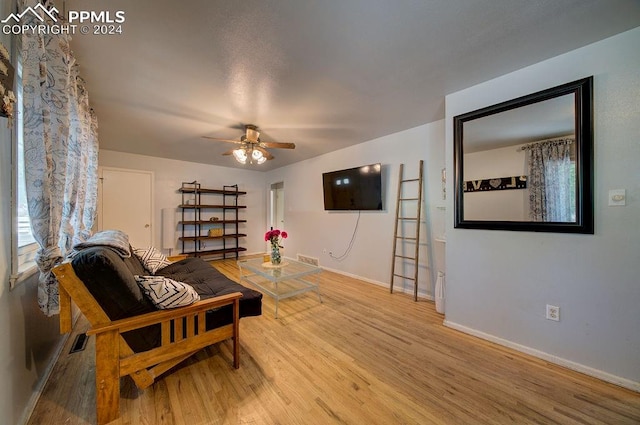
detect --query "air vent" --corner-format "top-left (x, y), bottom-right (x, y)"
top-left (69, 333), bottom-right (89, 354)
top-left (297, 254), bottom-right (319, 267)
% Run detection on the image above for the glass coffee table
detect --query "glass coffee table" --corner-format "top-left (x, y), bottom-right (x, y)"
top-left (238, 257), bottom-right (323, 318)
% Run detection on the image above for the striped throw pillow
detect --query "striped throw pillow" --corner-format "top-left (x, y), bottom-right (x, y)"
top-left (134, 275), bottom-right (200, 309)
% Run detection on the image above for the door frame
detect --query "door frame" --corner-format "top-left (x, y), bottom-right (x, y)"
top-left (269, 181), bottom-right (284, 231)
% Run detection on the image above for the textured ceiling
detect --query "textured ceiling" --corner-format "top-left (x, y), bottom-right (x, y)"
top-left (464, 94), bottom-right (575, 153)
top-left (65, 0), bottom-right (640, 171)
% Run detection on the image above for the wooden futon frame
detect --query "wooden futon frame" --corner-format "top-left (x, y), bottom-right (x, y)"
top-left (53, 262), bottom-right (242, 425)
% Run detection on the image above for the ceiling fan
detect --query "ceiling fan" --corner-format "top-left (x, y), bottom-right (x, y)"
top-left (202, 124), bottom-right (296, 164)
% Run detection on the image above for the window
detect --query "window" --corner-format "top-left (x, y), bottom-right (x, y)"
top-left (10, 37), bottom-right (38, 288)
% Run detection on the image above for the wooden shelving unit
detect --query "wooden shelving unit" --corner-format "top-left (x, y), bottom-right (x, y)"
top-left (178, 181), bottom-right (247, 259)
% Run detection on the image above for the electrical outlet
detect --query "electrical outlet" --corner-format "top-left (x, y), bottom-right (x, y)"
top-left (546, 304), bottom-right (560, 321)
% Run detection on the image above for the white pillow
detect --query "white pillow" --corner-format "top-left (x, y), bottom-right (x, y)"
top-left (134, 275), bottom-right (200, 309)
top-left (133, 246), bottom-right (171, 274)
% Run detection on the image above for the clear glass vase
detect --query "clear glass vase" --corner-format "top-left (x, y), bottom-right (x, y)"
top-left (270, 244), bottom-right (281, 265)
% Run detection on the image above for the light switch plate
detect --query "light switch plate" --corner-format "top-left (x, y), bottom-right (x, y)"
top-left (609, 189), bottom-right (626, 206)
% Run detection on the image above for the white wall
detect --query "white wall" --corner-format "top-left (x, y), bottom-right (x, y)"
top-left (464, 144), bottom-right (528, 221)
top-left (265, 121), bottom-right (446, 297)
top-left (99, 150), bottom-right (268, 256)
top-left (445, 27), bottom-right (640, 389)
top-left (0, 3), bottom-right (65, 422)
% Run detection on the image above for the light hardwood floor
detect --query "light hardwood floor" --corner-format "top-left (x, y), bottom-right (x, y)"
top-left (29, 258), bottom-right (640, 424)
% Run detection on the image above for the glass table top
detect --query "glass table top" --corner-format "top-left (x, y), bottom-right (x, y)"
top-left (238, 257), bottom-right (321, 282)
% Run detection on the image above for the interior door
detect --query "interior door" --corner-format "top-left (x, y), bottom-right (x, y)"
top-left (99, 167), bottom-right (153, 247)
top-left (270, 182), bottom-right (285, 229)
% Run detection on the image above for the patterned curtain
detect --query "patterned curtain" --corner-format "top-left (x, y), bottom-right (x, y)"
top-left (21, 0), bottom-right (99, 316)
top-left (524, 138), bottom-right (575, 222)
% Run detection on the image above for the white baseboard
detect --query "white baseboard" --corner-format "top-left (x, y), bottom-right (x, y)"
top-left (320, 265), bottom-right (434, 301)
top-left (443, 320), bottom-right (640, 393)
top-left (241, 251), bottom-right (265, 258)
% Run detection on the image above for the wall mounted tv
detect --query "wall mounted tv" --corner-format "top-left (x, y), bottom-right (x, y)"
top-left (322, 163), bottom-right (383, 211)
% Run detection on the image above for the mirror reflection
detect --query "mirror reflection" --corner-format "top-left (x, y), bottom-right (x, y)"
top-left (463, 94), bottom-right (575, 222)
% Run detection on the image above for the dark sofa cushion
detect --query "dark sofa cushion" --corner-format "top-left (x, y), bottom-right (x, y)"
top-left (71, 246), bottom-right (154, 316)
top-left (158, 258), bottom-right (263, 326)
top-left (122, 246), bottom-right (147, 276)
top-left (71, 246), bottom-right (160, 352)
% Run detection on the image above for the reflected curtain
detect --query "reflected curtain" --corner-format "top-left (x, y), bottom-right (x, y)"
top-left (21, 0), bottom-right (99, 316)
top-left (524, 138), bottom-right (575, 222)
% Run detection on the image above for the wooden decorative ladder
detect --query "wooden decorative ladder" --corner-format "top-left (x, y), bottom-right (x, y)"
top-left (390, 160), bottom-right (424, 301)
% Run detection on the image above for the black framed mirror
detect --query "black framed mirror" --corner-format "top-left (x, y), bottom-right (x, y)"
top-left (454, 77), bottom-right (593, 233)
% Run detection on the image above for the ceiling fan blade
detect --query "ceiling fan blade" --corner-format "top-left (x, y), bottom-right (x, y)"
top-left (202, 136), bottom-right (244, 145)
top-left (255, 146), bottom-right (274, 160)
top-left (259, 141), bottom-right (296, 149)
top-left (221, 148), bottom-right (237, 156)
top-left (229, 122), bottom-right (247, 130)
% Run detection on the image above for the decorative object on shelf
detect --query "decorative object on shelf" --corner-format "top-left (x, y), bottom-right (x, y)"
top-left (208, 228), bottom-right (223, 237)
top-left (0, 41), bottom-right (16, 127)
top-left (209, 216), bottom-right (219, 221)
top-left (463, 175), bottom-right (527, 192)
top-left (265, 228), bottom-right (287, 265)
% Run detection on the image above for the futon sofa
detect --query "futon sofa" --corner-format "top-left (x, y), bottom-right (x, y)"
top-left (70, 245), bottom-right (263, 352)
top-left (53, 242), bottom-right (262, 424)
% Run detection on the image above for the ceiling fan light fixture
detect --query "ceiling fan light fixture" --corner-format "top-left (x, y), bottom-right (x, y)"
top-left (233, 148), bottom-right (247, 164)
top-left (203, 124), bottom-right (294, 165)
top-left (251, 148), bottom-right (268, 164)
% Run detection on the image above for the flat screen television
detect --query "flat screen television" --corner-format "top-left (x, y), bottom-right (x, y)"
top-left (322, 163), bottom-right (383, 210)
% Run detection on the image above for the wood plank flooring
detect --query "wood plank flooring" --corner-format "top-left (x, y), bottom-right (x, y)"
top-left (28, 258), bottom-right (640, 424)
